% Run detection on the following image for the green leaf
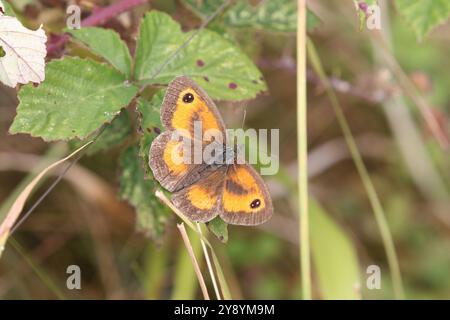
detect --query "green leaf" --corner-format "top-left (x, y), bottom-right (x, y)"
top-left (119, 145), bottom-right (170, 240)
top-left (1, 0), bottom-right (16, 16)
top-left (396, 0), bottom-right (450, 41)
top-left (183, 0), bottom-right (320, 32)
top-left (134, 11), bottom-right (266, 100)
top-left (136, 92), bottom-right (164, 177)
top-left (68, 27), bottom-right (133, 78)
top-left (6, 0), bottom-right (33, 11)
top-left (206, 216), bottom-right (228, 243)
top-left (224, 0), bottom-right (297, 32)
top-left (70, 109), bottom-right (131, 155)
top-left (310, 200), bottom-right (361, 299)
top-left (307, 8), bottom-right (321, 31)
top-left (10, 57), bottom-right (138, 141)
top-left (181, 0), bottom-right (224, 18)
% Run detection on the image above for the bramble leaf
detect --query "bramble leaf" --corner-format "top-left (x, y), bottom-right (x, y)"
top-left (182, 0), bottom-right (321, 32)
top-left (10, 57), bottom-right (138, 141)
top-left (0, 2), bottom-right (47, 87)
top-left (68, 27), bottom-right (132, 78)
top-left (224, 0), bottom-right (297, 32)
top-left (396, 0), bottom-right (450, 41)
top-left (71, 109), bottom-right (131, 155)
top-left (119, 145), bottom-right (170, 240)
top-left (134, 11), bottom-right (266, 100)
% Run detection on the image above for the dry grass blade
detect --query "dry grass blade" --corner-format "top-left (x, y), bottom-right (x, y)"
top-left (177, 223), bottom-right (210, 300)
top-left (155, 190), bottom-right (232, 299)
top-left (0, 141), bottom-right (92, 258)
top-left (197, 222), bottom-right (221, 300)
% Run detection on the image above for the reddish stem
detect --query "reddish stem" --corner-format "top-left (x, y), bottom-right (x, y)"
top-left (47, 0), bottom-right (147, 56)
top-left (81, 0), bottom-right (147, 27)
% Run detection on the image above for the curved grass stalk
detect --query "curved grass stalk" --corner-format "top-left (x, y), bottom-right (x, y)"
top-left (307, 39), bottom-right (405, 299)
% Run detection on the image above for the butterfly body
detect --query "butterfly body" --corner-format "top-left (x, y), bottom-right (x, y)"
top-left (149, 76), bottom-right (273, 226)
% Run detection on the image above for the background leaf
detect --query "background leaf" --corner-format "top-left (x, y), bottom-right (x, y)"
top-left (396, 0), bottom-right (450, 41)
top-left (307, 8), bottom-right (321, 31)
top-left (0, 12), bottom-right (46, 87)
top-left (0, 0), bottom-right (15, 16)
top-left (70, 109), bottom-right (131, 155)
top-left (207, 216), bottom-right (228, 243)
top-left (310, 199), bottom-right (361, 299)
top-left (224, 0), bottom-right (297, 32)
top-left (68, 27), bottom-right (132, 78)
top-left (10, 57), bottom-right (138, 141)
top-left (119, 146), bottom-right (170, 240)
top-left (134, 11), bottom-right (266, 100)
top-left (182, 0), bottom-right (320, 32)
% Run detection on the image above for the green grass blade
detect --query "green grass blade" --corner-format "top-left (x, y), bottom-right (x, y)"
top-left (307, 38), bottom-right (405, 299)
top-left (10, 238), bottom-right (66, 300)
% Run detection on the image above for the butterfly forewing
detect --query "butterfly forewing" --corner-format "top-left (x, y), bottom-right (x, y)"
top-left (161, 76), bottom-right (226, 141)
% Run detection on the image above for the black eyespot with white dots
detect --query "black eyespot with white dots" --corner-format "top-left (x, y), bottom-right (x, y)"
top-left (183, 92), bottom-right (194, 103)
top-left (250, 199), bottom-right (261, 209)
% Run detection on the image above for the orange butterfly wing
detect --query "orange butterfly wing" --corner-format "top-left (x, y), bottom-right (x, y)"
top-left (220, 164), bottom-right (273, 226)
top-left (149, 76), bottom-right (274, 226)
top-left (172, 166), bottom-right (227, 222)
top-left (149, 76), bottom-right (226, 192)
top-left (160, 76), bottom-right (226, 140)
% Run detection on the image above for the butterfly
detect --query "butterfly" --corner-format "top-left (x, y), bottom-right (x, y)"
top-left (149, 76), bottom-right (273, 226)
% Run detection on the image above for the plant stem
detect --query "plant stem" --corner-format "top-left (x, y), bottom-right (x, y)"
top-left (47, 0), bottom-right (147, 56)
top-left (81, 0), bottom-right (147, 27)
top-left (155, 190), bottom-right (232, 299)
top-left (177, 223), bottom-right (210, 300)
top-left (307, 38), bottom-right (405, 299)
top-left (297, 0), bottom-right (311, 300)
top-left (197, 223), bottom-right (221, 300)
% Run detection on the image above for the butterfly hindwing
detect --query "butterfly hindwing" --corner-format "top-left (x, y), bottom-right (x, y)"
top-left (220, 164), bottom-right (273, 226)
top-left (172, 166), bottom-right (227, 222)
